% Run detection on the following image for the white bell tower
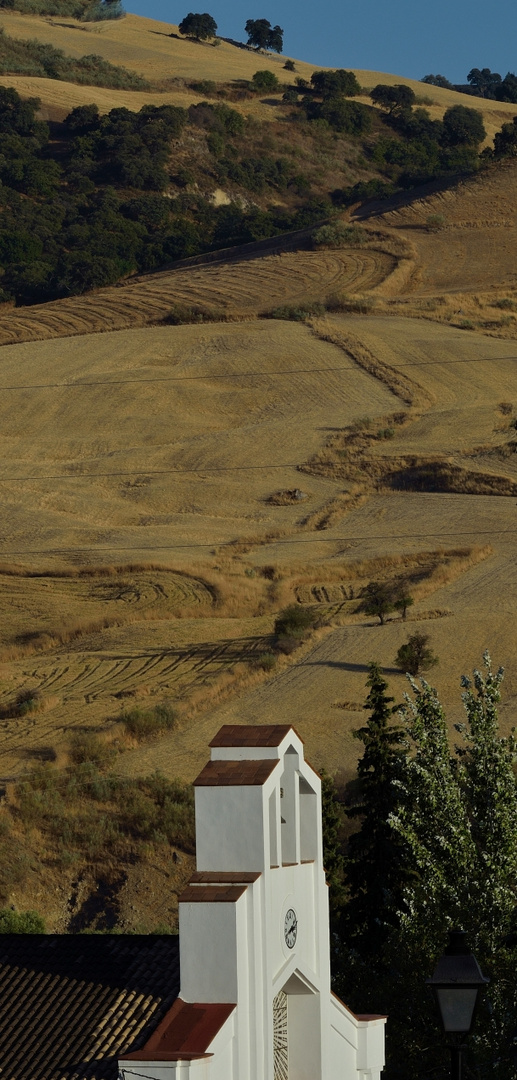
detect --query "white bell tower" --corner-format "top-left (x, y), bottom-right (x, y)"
top-left (119, 725), bottom-right (386, 1080)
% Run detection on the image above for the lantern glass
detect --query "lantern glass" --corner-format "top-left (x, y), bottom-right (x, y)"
top-left (435, 988), bottom-right (478, 1033)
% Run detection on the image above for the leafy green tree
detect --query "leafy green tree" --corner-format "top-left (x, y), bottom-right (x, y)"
top-left (251, 69), bottom-right (279, 92)
top-left (370, 83), bottom-right (415, 113)
top-left (467, 67), bottom-right (502, 98)
top-left (0, 908), bottom-right (46, 932)
top-left (178, 12), bottom-right (218, 41)
top-left (494, 116), bottom-right (517, 156)
top-left (362, 581), bottom-right (394, 624)
top-left (335, 653), bottom-right (517, 1079)
top-left (245, 18), bottom-right (283, 52)
top-left (304, 96), bottom-right (371, 134)
top-left (310, 69), bottom-right (361, 98)
top-left (496, 72), bottom-right (517, 103)
top-left (393, 590), bottom-right (414, 620)
top-left (395, 632), bottom-right (438, 676)
top-left (441, 104), bottom-right (486, 146)
top-left (64, 103), bottom-right (100, 132)
top-left (421, 73), bottom-right (454, 89)
top-left (344, 663), bottom-right (407, 952)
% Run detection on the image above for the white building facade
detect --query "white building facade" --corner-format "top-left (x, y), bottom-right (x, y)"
top-left (119, 724), bottom-right (386, 1080)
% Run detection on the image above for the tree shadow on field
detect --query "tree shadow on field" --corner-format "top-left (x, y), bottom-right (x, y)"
top-left (302, 659), bottom-right (400, 675)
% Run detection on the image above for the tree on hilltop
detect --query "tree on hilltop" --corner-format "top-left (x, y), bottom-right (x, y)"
top-left (421, 73), bottom-right (453, 89)
top-left (245, 18), bottom-right (283, 52)
top-left (467, 67), bottom-right (501, 98)
top-left (178, 12), bottom-right (218, 41)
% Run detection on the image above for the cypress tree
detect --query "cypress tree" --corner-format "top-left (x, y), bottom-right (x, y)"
top-left (343, 662), bottom-right (407, 952)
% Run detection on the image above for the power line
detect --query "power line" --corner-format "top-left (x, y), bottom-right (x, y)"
top-left (0, 525), bottom-right (514, 558)
top-left (0, 353), bottom-right (516, 392)
top-left (0, 463), bottom-right (299, 482)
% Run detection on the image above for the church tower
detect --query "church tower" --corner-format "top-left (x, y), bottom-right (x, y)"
top-left (119, 725), bottom-right (386, 1080)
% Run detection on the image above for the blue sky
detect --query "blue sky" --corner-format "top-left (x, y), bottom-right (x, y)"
top-left (124, 0), bottom-right (517, 83)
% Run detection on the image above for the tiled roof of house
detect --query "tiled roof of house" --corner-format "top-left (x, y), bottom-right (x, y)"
top-left (0, 934), bottom-right (180, 1080)
top-left (193, 759), bottom-right (277, 787)
top-left (210, 725), bottom-right (301, 748)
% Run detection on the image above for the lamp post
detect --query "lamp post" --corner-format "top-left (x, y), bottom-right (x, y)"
top-left (426, 929), bottom-right (489, 1080)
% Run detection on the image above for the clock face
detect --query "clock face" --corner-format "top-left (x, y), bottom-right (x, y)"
top-left (284, 908), bottom-right (297, 949)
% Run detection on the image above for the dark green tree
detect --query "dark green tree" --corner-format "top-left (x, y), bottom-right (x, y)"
top-left (496, 72), bottom-right (517, 103)
top-left (421, 73), bottom-right (454, 89)
top-left (467, 67), bottom-right (501, 98)
top-left (178, 12), bottom-right (218, 41)
top-left (362, 581), bottom-right (394, 624)
top-left (393, 590), bottom-right (414, 620)
top-left (245, 18), bottom-right (283, 52)
top-left (394, 632), bottom-right (438, 676)
top-left (494, 115), bottom-right (517, 156)
top-left (251, 69), bottom-right (279, 92)
top-left (310, 69), bottom-right (361, 98)
top-left (320, 769), bottom-right (346, 922)
top-left (441, 104), bottom-right (486, 146)
top-left (344, 663), bottom-right (407, 952)
top-left (370, 83), bottom-right (415, 113)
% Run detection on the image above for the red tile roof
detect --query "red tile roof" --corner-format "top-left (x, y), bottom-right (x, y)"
top-left (178, 885), bottom-right (247, 904)
top-left (0, 935), bottom-right (180, 1080)
top-left (193, 759), bottom-right (277, 787)
top-left (210, 724), bottom-right (302, 748)
top-left (123, 999), bottom-right (236, 1061)
top-left (189, 871), bottom-right (261, 883)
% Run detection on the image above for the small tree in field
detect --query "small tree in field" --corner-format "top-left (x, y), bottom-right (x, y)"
top-left (363, 581), bottom-right (394, 625)
top-left (395, 632), bottom-right (438, 676)
top-left (394, 590), bottom-right (414, 620)
top-left (178, 12), bottom-right (218, 41)
top-left (245, 18), bottom-right (283, 52)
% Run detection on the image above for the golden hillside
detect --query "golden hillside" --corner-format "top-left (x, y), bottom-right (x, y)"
top-left (1, 10), bottom-right (517, 931)
top-left (0, 10), bottom-right (515, 139)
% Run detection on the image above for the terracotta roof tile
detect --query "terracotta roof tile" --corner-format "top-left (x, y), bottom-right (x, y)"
top-left (210, 724), bottom-right (302, 748)
top-left (178, 885), bottom-right (247, 904)
top-left (123, 998), bottom-right (236, 1060)
top-left (0, 935), bottom-right (180, 1080)
top-left (189, 871), bottom-right (261, 884)
top-left (193, 759), bottom-right (277, 787)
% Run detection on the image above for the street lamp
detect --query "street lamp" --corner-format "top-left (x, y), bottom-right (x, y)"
top-left (426, 929), bottom-right (489, 1080)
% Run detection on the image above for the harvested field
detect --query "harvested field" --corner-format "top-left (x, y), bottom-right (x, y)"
top-left (0, 249), bottom-right (398, 346)
top-left (1, 310), bottom-right (517, 783)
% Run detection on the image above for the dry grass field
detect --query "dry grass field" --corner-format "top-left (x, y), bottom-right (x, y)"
top-left (0, 10), bottom-right (515, 135)
top-left (1, 11), bottom-right (517, 928)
